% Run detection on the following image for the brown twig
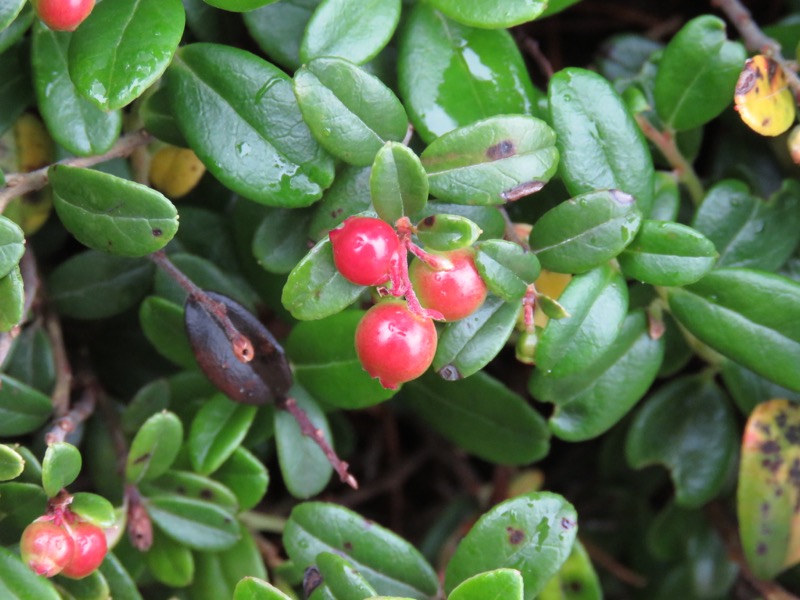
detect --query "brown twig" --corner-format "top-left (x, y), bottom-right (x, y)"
top-left (44, 387), bottom-right (96, 445)
top-left (45, 311), bottom-right (73, 419)
top-left (581, 536), bottom-right (648, 589)
top-left (0, 129), bottom-right (154, 211)
top-left (521, 37), bottom-right (554, 80)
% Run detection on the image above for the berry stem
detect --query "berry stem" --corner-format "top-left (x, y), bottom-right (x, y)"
top-left (523, 284), bottom-right (537, 333)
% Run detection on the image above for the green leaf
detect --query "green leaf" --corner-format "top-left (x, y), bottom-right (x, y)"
top-left (617, 220), bottom-right (717, 286)
top-left (721, 360), bottom-right (800, 415)
top-left (371, 142), bottom-right (428, 222)
top-left (48, 251), bottom-right (154, 320)
top-left (448, 569), bottom-right (523, 600)
top-left (3, 323), bottom-right (54, 396)
top-left (294, 58), bottom-right (408, 167)
top-left (530, 190), bottom-right (642, 274)
top-left (535, 265), bottom-right (628, 378)
top-left (4, 446), bottom-right (41, 486)
top-left (284, 502), bottom-right (439, 599)
top-left (143, 469), bottom-right (239, 513)
top-left (139, 296), bottom-right (197, 369)
top-left (0, 36), bottom-right (33, 136)
top-left (125, 410), bottom-right (184, 484)
top-left (49, 165), bottom-right (179, 256)
top-left (69, 492), bottom-right (116, 527)
top-left (0, 546), bottom-right (60, 600)
top-left (691, 179), bottom-right (800, 271)
top-left (315, 552), bottom-right (378, 599)
top-left (400, 371), bottom-right (550, 465)
top-left (234, 578), bottom-right (293, 600)
top-left (0, 0), bottom-right (25, 30)
top-left (275, 385), bottom-right (333, 499)
top-left (474, 243), bottom-right (540, 302)
top-left (286, 310), bottom-right (394, 409)
top-left (626, 375), bottom-right (737, 507)
top-left (282, 237), bottom-right (364, 320)
top-left (167, 43), bottom-right (334, 207)
top-left (189, 394), bottom-right (257, 476)
top-left (0, 444), bottom-right (24, 481)
top-left (145, 529), bottom-right (194, 587)
top-left (531, 311), bottom-right (665, 441)
top-left (121, 379), bottom-right (171, 436)
top-left (444, 491), bottom-right (578, 599)
top-left (0, 375), bottom-right (52, 436)
top-left (68, 0), bottom-right (185, 110)
top-left (308, 166), bottom-right (372, 240)
top-left (548, 67), bottom-right (655, 216)
top-left (59, 570), bottom-right (110, 597)
top-left (426, 0), bottom-right (545, 28)
top-left (203, 0), bottom-right (278, 11)
top-left (31, 24), bottom-right (122, 156)
top-left (300, 0), bottom-right (400, 65)
top-left (41, 442), bottom-right (81, 497)
top-left (668, 268), bottom-right (800, 391)
top-left (654, 15), bottom-right (746, 131)
top-left (0, 265), bottom-right (23, 332)
top-left (147, 494), bottom-right (241, 551)
top-left (252, 207), bottom-right (313, 274)
top-left (99, 553), bottom-right (144, 600)
top-left (421, 115), bottom-right (558, 205)
top-left (0, 483), bottom-right (47, 544)
top-left (213, 447), bottom-right (268, 511)
top-left (432, 295), bottom-right (520, 379)
top-left (650, 171), bottom-right (680, 221)
top-left (738, 399), bottom-right (800, 579)
top-left (243, 0), bottom-right (320, 72)
top-left (537, 541), bottom-right (602, 600)
top-left (140, 86), bottom-right (187, 147)
top-left (398, 3), bottom-right (544, 143)
top-left (0, 216), bottom-right (24, 279)
top-left (415, 214), bottom-right (481, 252)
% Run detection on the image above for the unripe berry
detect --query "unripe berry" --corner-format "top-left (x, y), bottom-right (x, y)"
top-left (32, 0), bottom-right (95, 32)
top-left (20, 520), bottom-right (75, 578)
top-left (409, 249), bottom-right (487, 321)
top-left (329, 216), bottom-right (400, 286)
top-left (355, 300), bottom-right (437, 389)
top-left (60, 522), bottom-right (107, 579)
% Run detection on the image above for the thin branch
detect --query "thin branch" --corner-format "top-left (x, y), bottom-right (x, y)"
top-left (44, 387), bottom-right (96, 445)
top-left (0, 130), bottom-right (154, 211)
top-left (45, 311), bottom-right (72, 419)
top-left (521, 37), bottom-right (554, 80)
top-left (581, 537), bottom-right (648, 589)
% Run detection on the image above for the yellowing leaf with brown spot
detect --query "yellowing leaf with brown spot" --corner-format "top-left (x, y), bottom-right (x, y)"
top-left (734, 55), bottom-right (796, 137)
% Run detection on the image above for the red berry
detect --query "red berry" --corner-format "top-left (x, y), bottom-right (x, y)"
top-left (329, 217), bottom-right (400, 286)
top-left (355, 300), bottom-right (437, 389)
top-left (32, 0), bottom-right (95, 31)
top-left (20, 520), bottom-right (75, 578)
top-left (409, 249), bottom-right (487, 321)
top-left (60, 522), bottom-right (107, 579)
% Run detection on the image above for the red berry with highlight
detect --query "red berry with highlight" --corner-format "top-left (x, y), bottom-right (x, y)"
top-left (409, 249), bottom-right (487, 321)
top-left (60, 522), bottom-right (107, 579)
top-left (20, 520), bottom-right (75, 578)
top-left (329, 216), bottom-right (400, 286)
top-left (355, 300), bottom-right (437, 389)
top-left (32, 0), bottom-right (95, 31)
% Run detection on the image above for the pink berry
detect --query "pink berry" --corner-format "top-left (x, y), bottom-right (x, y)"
top-left (329, 217), bottom-right (400, 286)
top-left (32, 0), bottom-right (95, 32)
top-left (60, 522), bottom-right (107, 579)
top-left (409, 249), bottom-right (487, 321)
top-left (20, 520), bottom-right (75, 578)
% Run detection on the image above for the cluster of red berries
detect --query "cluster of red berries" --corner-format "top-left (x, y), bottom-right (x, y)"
top-left (329, 216), bottom-right (487, 389)
top-left (21, 509), bottom-right (107, 579)
top-left (32, 0), bottom-right (95, 32)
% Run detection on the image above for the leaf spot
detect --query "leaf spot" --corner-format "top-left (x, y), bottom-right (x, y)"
top-left (438, 364), bottom-right (462, 381)
top-left (757, 542), bottom-right (768, 555)
top-left (486, 140), bottom-right (516, 160)
top-left (133, 452), bottom-right (152, 465)
top-left (152, 228), bottom-right (163, 237)
top-left (501, 181), bottom-right (545, 202)
top-left (561, 517), bottom-right (576, 529)
top-left (506, 526), bottom-right (525, 545)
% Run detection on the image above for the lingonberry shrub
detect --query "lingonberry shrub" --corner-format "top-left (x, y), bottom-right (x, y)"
top-left (20, 520), bottom-right (75, 578)
top-left (409, 249), bottom-right (487, 321)
top-left (329, 216), bottom-right (400, 286)
top-left (355, 300), bottom-right (437, 389)
top-left (59, 522), bottom-right (108, 579)
top-left (32, 0), bottom-right (95, 31)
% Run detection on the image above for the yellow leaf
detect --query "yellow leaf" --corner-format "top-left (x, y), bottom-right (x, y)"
top-left (149, 146), bottom-right (206, 199)
top-left (734, 55), bottom-right (796, 137)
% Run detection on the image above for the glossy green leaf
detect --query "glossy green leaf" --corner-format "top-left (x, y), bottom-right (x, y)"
top-left (0, 42), bottom-right (33, 136)
top-left (626, 375), bottom-right (737, 507)
top-left (0, 266), bottom-right (23, 332)
top-left (243, 0), bottom-right (320, 71)
top-left (140, 86), bottom-right (187, 147)
top-left (0, 483), bottom-right (47, 544)
top-left (68, 0), bottom-right (185, 110)
top-left (0, 0), bottom-right (25, 30)
top-left (300, 0), bottom-right (400, 64)
top-left (422, 116), bottom-right (558, 205)
top-left (530, 190), bottom-right (642, 274)
top-left (213, 447), bottom-right (268, 511)
top-left (99, 553), bottom-right (144, 600)
top-left (48, 251), bottom-right (154, 320)
top-left (549, 67), bottom-right (654, 216)
top-left (0, 216), bottom-right (24, 279)
top-left (282, 237), bottom-right (364, 320)
top-left (32, 24), bottom-right (121, 156)
top-left (284, 502), bottom-right (439, 599)
top-left (308, 166), bottom-right (372, 240)
top-left (668, 269), bottom-right (800, 391)
top-left (594, 33), bottom-right (661, 82)
top-left (650, 172), bottom-right (680, 221)
top-left (125, 410), bottom-right (184, 484)
top-left (121, 379), bottom-right (170, 436)
top-left (143, 470), bottom-right (239, 513)
top-left (147, 494), bottom-right (241, 551)
top-left (432, 295), bottom-right (520, 379)
top-left (618, 220), bottom-right (717, 286)
top-left (216, 531), bottom-right (269, 591)
top-left (535, 265), bottom-right (628, 379)
top-left (252, 207), bottom-right (313, 275)
top-left (692, 179), bottom-right (800, 271)
top-left (189, 393), bottom-right (257, 476)
top-left (421, 205), bottom-right (506, 244)
top-left (739, 399), bottom-right (800, 579)
top-left (69, 492), bottom-right (116, 527)
top-left (139, 296), bottom-right (197, 369)
top-left (203, 0), bottom-right (277, 11)
top-left (540, 0), bottom-right (582, 17)
top-left (415, 214), bottom-right (481, 252)
top-left (49, 165), bottom-right (178, 256)
top-left (0, 546), bottom-right (60, 600)
top-left (55, 566), bottom-right (110, 600)
top-left (167, 43), bottom-right (334, 207)
top-left (295, 58), bottom-right (408, 167)
top-left (531, 311), bottom-right (664, 441)
top-left (721, 360), bottom-right (800, 415)
top-left (41, 442), bottom-right (81, 497)
top-left (444, 491), bottom-right (578, 599)
top-left (401, 371), bottom-right (549, 465)
top-left (0, 375), bottom-right (52, 436)
top-left (427, 0), bottom-right (545, 28)
top-left (0, 444), bottom-right (23, 481)
top-left (275, 384), bottom-right (333, 499)
top-left (371, 142), bottom-right (428, 222)
top-left (538, 541), bottom-right (602, 600)
top-left (234, 577), bottom-right (293, 600)
top-left (398, 3), bottom-right (543, 143)
top-left (146, 529), bottom-right (195, 587)
top-left (314, 552), bottom-right (377, 599)
top-left (448, 569), bottom-right (523, 600)
top-left (287, 310), bottom-right (394, 409)
top-left (3, 324), bottom-right (54, 397)
top-left (654, 15), bottom-right (746, 130)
